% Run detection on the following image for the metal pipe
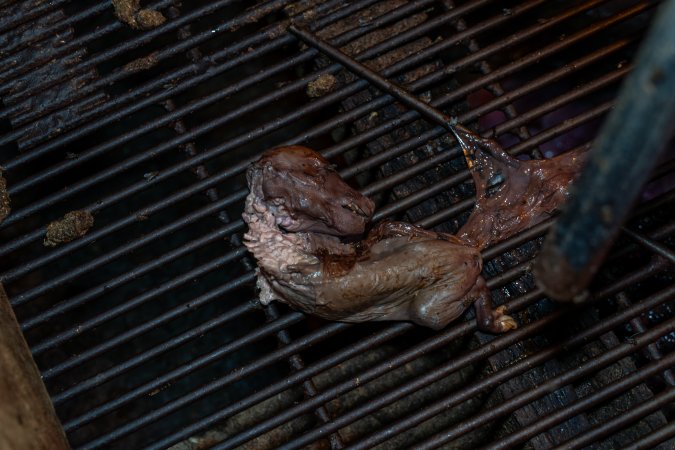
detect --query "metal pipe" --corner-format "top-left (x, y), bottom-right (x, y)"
top-left (535, 0), bottom-right (675, 301)
top-left (289, 25), bottom-right (460, 133)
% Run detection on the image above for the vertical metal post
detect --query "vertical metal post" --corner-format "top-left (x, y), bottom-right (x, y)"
top-left (534, 0), bottom-right (675, 300)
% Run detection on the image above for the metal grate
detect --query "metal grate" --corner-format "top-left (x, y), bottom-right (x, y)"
top-left (0, 0), bottom-right (673, 449)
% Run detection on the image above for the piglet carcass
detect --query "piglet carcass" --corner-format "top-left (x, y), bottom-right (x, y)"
top-left (242, 126), bottom-right (585, 331)
top-left (243, 145), bottom-right (516, 332)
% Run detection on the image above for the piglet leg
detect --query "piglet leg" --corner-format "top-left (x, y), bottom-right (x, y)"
top-left (469, 276), bottom-right (518, 333)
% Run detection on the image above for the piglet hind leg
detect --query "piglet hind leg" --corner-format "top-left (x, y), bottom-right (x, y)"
top-left (470, 276), bottom-right (517, 333)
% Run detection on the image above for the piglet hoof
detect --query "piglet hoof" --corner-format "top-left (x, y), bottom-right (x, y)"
top-left (478, 305), bottom-right (517, 334)
top-left (493, 306), bottom-right (518, 333)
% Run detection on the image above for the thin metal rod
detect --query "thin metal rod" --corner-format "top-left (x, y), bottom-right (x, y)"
top-left (3, 36), bottom-right (632, 294)
top-left (294, 0), bottom-right (618, 140)
top-left (5, 0), bottom-right (508, 292)
top-left (1, 1), bottom-right (672, 448)
top-left (0, 0), bottom-right (363, 162)
top-left (45, 275), bottom-right (257, 383)
top-left (372, 102), bottom-right (611, 222)
top-left (11, 101), bottom-right (630, 363)
top-left (52, 202), bottom-right (552, 402)
top-left (30, 247), bottom-right (248, 355)
top-left (535, 0), bottom-right (675, 301)
top-left (16, 105), bottom-right (653, 380)
top-left (140, 250), bottom-right (669, 450)
top-left (288, 21), bottom-right (612, 166)
top-left (25, 102), bottom-right (611, 352)
top-left (263, 302), bottom-right (345, 449)
top-left (18, 214), bottom-right (244, 316)
top-left (319, 0), bottom-right (644, 164)
top-left (549, 387), bottom-right (675, 450)
top-left (371, 314), bottom-right (675, 450)
top-left (617, 293), bottom-right (675, 386)
top-left (76, 250), bottom-right (670, 448)
top-left (0, 0), bottom-right (73, 34)
top-left (270, 287), bottom-right (675, 449)
top-left (44, 187), bottom-right (669, 406)
top-left (78, 264), bottom-right (533, 448)
top-left (145, 323), bottom-right (413, 450)
top-left (352, 53), bottom-right (628, 192)
top-left (269, 254), bottom-right (673, 450)
top-left (0, 12), bottom-right (612, 294)
top-left (4, 0), bottom-right (384, 148)
top-left (0, 0), bottom-right (502, 202)
top-left (15, 43), bottom-right (627, 321)
top-left (161, 291), bottom-right (547, 450)
top-left (68, 319), bottom-right (346, 441)
top-left (481, 352), bottom-right (675, 450)
top-left (0, 0), bottom-right (627, 264)
top-left (0, 1), bottom-right (113, 61)
top-left (288, 25), bottom-right (458, 132)
top-left (48, 300), bottom-right (254, 397)
top-left (621, 226), bottom-right (675, 263)
top-left (622, 422), bottom-right (675, 450)
top-left (0, 0), bottom-right (271, 99)
top-left (1, 0), bottom-right (435, 205)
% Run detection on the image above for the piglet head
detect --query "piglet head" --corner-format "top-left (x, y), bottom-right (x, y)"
top-left (250, 146), bottom-right (374, 237)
